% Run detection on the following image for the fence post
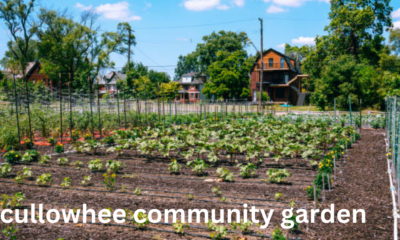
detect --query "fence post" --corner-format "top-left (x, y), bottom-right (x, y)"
top-left (349, 95), bottom-right (353, 126)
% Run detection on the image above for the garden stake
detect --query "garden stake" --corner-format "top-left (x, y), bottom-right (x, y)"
top-left (322, 172), bottom-right (326, 201)
top-left (328, 174), bottom-right (332, 191)
top-left (313, 184), bottom-right (317, 209)
top-left (333, 156), bottom-right (336, 180)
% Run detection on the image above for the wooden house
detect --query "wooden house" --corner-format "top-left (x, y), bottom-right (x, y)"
top-left (250, 48), bottom-right (309, 105)
top-left (176, 72), bottom-right (207, 103)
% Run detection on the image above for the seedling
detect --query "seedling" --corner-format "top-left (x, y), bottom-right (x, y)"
top-left (172, 221), bottom-right (189, 235)
top-left (272, 225), bottom-right (285, 240)
top-left (0, 192), bottom-right (26, 209)
top-left (168, 159), bottom-right (182, 174)
top-left (268, 169), bottom-right (292, 184)
top-left (15, 167), bottom-right (32, 184)
top-left (134, 187), bottom-right (142, 196)
top-left (2, 224), bottom-right (18, 240)
top-left (275, 192), bottom-right (284, 201)
top-left (131, 212), bottom-right (150, 229)
top-left (212, 187), bottom-right (222, 197)
top-left (57, 157), bottom-right (69, 166)
top-left (187, 158), bottom-right (209, 176)
top-left (39, 155), bottom-right (51, 165)
top-left (21, 150), bottom-right (39, 162)
top-left (0, 164), bottom-right (12, 178)
top-left (36, 173), bottom-right (52, 186)
top-left (121, 185), bottom-right (127, 192)
top-left (88, 159), bottom-right (104, 171)
top-left (237, 163), bottom-right (257, 178)
top-left (103, 170), bottom-right (116, 191)
top-left (230, 220), bottom-right (253, 234)
top-left (216, 167), bottom-right (233, 182)
top-left (81, 176), bottom-right (92, 186)
top-left (187, 194), bottom-right (194, 200)
top-left (61, 177), bottom-right (71, 189)
top-left (73, 161), bottom-right (84, 169)
top-left (106, 160), bottom-right (126, 173)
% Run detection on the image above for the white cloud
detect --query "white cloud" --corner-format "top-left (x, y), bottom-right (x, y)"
top-left (392, 8), bottom-right (400, 19)
top-left (292, 36), bottom-right (315, 45)
top-left (394, 21), bottom-right (400, 30)
top-left (263, 0), bottom-right (329, 7)
top-left (217, 4), bottom-right (230, 10)
top-left (94, 2), bottom-right (141, 21)
top-left (233, 0), bottom-right (245, 7)
top-left (75, 3), bottom-right (92, 11)
top-left (277, 43), bottom-right (286, 48)
top-left (183, 0), bottom-right (221, 11)
top-left (266, 5), bottom-right (287, 13)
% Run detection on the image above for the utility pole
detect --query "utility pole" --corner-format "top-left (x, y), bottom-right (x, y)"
top-left (258, 18), bottom-right (264, 113)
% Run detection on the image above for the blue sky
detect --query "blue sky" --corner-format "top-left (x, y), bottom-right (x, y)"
top-left (1, 0), bottom-right (400, 78)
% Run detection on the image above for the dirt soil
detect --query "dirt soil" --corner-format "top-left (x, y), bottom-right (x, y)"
top-left (0, 129), bottom-right (395, 239)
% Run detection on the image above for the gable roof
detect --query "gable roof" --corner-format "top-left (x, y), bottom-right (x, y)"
top-left (96, 71), bottom-right (126, 85)
top-left (3, 60), bottom-right (41, 79)
top-left (252, 48), bottom-right (302, 74)
top-left (178, 72), bottom-right (206, 85)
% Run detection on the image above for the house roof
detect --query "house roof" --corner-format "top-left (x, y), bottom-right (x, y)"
top-left (178, 72), bottom-right (206, 85)
top-left (252, 48), bottom-right (302, 74)
top-left (3, 61), bottom-right (40, 79)
top-left (96, 71), bottom-right (126, 85)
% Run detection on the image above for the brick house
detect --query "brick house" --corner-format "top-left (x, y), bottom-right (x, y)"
top-left (96, 71), bottom-right (125, 97)
top-left (251, 48), bottom-right (309, 105)
top-left (177, 72), bottom-right (207, 103)
top-left (3, 60), bottom-right (53, 87)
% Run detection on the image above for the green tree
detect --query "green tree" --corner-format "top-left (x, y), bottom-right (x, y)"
top-left (203, 50), bottom-right (252, 100)
top-left (389, 29), bottom-right (400, 55)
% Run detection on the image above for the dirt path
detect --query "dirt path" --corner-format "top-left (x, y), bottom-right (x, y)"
top-left (309, 129), bottom-right (393, 239)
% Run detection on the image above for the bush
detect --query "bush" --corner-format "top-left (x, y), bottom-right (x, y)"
top-left (54, 143), bottom-right (64, 153)
top-left (304, 185), bottom-right (320, 200)
top-left (47, 137), bottom-right (57, 146)
top-left (0, 164), bottom-right (12, 177)
top-left (22, 139), bottom-right (34, 149)
top-left (102, 136), bottom-right (115, 146)
top-left (21, 150), bottom-right (39, 162)
top-left (4, 151), bottom-right (22, 164)
top-left (88, 159), bottom-right (104, 171)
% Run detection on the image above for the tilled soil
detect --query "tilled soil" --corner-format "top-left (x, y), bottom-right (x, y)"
top-left (0, 129), bottom-right (395, 239)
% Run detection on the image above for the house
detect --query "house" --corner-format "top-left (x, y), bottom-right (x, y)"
top-left (176, 72), bottom-right (207, 103)
top-left (3, 60), bottom-right (53, 87)
top-left (96, 71), bottom-right (126, 97)
top-left (250, 48), bottom-right (309, 106)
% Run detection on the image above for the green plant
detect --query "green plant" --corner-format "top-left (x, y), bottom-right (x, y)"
top-left (187, 158), bottom-right (209, 176)
top-left (73, 161), bottom-right (84, 169)
top-left (134, 187), bottom-right (142, 196)
top-left (187, 194), bottom-right (194, 200)
top-left (47, 137), bottom-right (57, 146)
top-left (268, 169), bottom-right (292, 184)
top-left (212, 186), bottom-right (222, 197)
top-left (22, 139), bottom-right (34, 149)
top-left (272, 225), bottom-right (286, 240)
top-left (2, 225), bottom-right (18, 240)
top-left (168, 159), bottom-right (182, 174)
top-left (207, 221), bottom-right (228, 240)
top-left (61, 177), bottom-right (71, 189)
top-left (103, 170), bottom-right (116, 191)
top-left (88, 159), bottom-right (104, 171)
top-left (275, 192), bottom-right (283, 201)
top-left (36, 173), bottom-right (52, 186)
top-left (81, 176), bottom-right (92, 186)
top-left (314, 172), bottom-right (330, 189)
top-left (4, 151), bottom-right (21, 164)
top-left (0, 192), bottom-right (26, 209)
top-left (304, 185), bottom-right (320, 200)
top-left (121, 185), bottom-right (127, 192)
top-left (287, 214), bottom-right (299, 232)
top-left (216, 167), bottom-right (233, 182)
top-left (0, 164), bottom-right (12, 178)
top-left (14, 167), bottom-right (32, 184)
top-left (102, 136), bottom-right (115, 146)
top-left (39, 154), bottom-right (51, 165)
top-left (54, 143), bottom-right (64, 153)
top-left (172, 221), bottom-right (190, 235)
top-left (237, 163), bottom-right (257, 178)
top-left (57, 157), bottom-right (69, 166)
top-left (21, 150), bottom-right (39, 162)
top-left (70, 130), bottom-right (80, 142)
top-left (131, 212), bottom-right (150, 229)
top-left (106, 160), bottom-right (126, 173)
top-left (230, 220), bottom-right (253, 234)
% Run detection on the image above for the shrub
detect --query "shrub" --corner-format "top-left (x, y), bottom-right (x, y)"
top-left (304, 185), bottom-right (320, 200)
top-left (84, 133), bottom-right (92, 140)
top-left (216, 167), bottom-right (233, 182)
top-left (88, 159), bottom-right (104, 171)
top-left (22, 139), bottom-right (34, 149)
top-left (0, 164), bottom-right (12, 178)
top-left (272, 226), bottom-right (286, 240)
top-left (47, 137), bottom-right (57, 146)
top-left (54, 143), bottom-right (64, 153)
top-left (70, 130), bottom-right (80, 142)
top-left (314, 172), bottom-right (331, 189)
top-left (4, 151), bottom-right (21, 164)
top-left (21, 150), bottom-right (39, 162)
top-left (268, 169), bottom-right (292, 183)
top-left (102, 136), bottom-right (115, 146)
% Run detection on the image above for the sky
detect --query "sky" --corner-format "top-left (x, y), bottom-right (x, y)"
top-left (1, 0), bottom-right (400, 79)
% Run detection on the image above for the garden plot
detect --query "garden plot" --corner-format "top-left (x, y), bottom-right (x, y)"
top-left (0, 119), bottom-right (357, 239)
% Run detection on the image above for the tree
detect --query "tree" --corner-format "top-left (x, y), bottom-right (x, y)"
top-left (389, 29), bottom-right (400, 55)
top-left (159, 82), bottom-right (181, 100)
top-left (202, 50), bottom-right (252, 100)
top-left (148, 70), bottom-right (170, 85)
top-left (284, 44), bottom-right (312, 62)
top-left (174, 31), bottom-right (249, 80)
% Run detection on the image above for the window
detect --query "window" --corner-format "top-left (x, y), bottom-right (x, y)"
top-left (276, 88), bottom-right (286, 99)
top-left (280, 58), bottom-right (285, 68)
top-left (269, 58), bottom-right (273, 67)
top-left (191, 93), bottom-right (194, 99)
top-left (285, 74), bottom-right (289, 83)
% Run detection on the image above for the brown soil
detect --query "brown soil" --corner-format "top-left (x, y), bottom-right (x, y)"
top-left (0, 129), bottom-right (394, 239)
